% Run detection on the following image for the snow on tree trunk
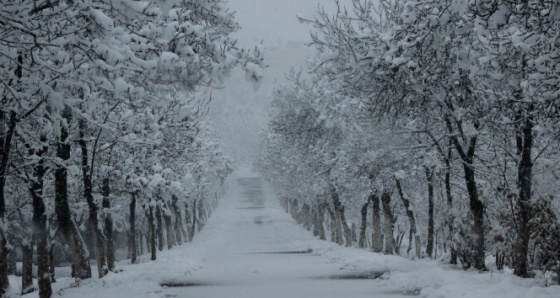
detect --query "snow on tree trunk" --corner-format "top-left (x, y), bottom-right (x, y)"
top-left (381, 190), bottom-right (394, 255)
top-left (55, 107), bottom-right (91, 280)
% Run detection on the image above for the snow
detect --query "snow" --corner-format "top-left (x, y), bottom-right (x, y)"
top-left (18, 170), bottom-right (560, 298)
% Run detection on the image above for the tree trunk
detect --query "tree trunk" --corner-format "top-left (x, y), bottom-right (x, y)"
top-left (513, 109), bottom-right (533, 278)
top-left (445, 143), bottom-right (457, 264)
top-left (55, 107), bottom-right (91, 280)
top-left (129, 192), bottom-right (137, 264)
top-left (381, 190), bottom-right (394, 255)
top-left (172, 196), bottom-right (183, 246)
top-left (189, 200), bottom-right (197, 241)
top-left (312, 207), bottom-right (320, 237)
top-left (316, 203), bottom-right (326, 240)
top-left (21, 242), bottom-right (35, 294)
top-left (325, 206), bottom-right (340, 244)
top-left (447, 115), bottom-right (486, 271)
top-left (302, 204), bottom-right (312, 231)
top-left (148, 204), bottom-right (157, 261)
top-left (183, 202), bottom-right (190, 242)
top-left (49, 244), bottom-right (56, 283)
top-left (0, 111), bottom-right (17, 295)
top-left (329, 183), bottom-right (352, 247)
top-left (156, 203), bottom-right (164, 251)
top-left (371, 193), bottom-right (383, 253)
top-left (28, 138), bottom-right (52, 297)
top-left (395, 179), bottom-right (419, 258)
top-left (426, 167), bottom-right (435, 258)
top-left (102, 177), bottom-right (115, 272)
top-left (164, 204), bottom-right (175, 250)
top-left (358, 201), bottom-right (369, 249)
top-left (79, 120), bottom-right (107, 278)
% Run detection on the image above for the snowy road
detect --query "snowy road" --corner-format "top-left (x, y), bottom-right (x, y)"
top-left (33, 173), bottom-right (560, 298)
top-left (161, 176), bottom-right (409, 298)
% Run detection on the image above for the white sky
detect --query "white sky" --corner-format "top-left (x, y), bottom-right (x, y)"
top-left (210, 0), bottom-right (339, 165)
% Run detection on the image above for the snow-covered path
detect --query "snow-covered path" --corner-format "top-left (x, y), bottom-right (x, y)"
top-left (25, 172), bottom-right (560, 298)
top-left (162, 176), bottom-right (408, 298)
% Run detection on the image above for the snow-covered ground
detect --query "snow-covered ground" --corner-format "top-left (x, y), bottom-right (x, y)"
top-left (18, 170), bottom-right (560, 298)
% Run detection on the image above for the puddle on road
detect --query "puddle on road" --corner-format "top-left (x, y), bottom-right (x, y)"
top-left (313, 270), bottom-right (387, 280)
top-left (243, 248), bottom-right (314, 255)
top-left (383, 288), bottom-right (422, 296)
top-left (160, 280), bottom-right (220, 288)
top-left (237, 178), bottom-right (262, 187)
top-left (236, 206), bottom-right (265, 210)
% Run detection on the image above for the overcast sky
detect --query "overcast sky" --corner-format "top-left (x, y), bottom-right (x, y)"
top-left (210, 0), bottom-right (338, 165)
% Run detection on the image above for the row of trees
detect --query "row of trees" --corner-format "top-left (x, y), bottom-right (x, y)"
top-left (1, 0), bottom-right (262, 297)
top-left (256, 0), bottom-right (560, 284)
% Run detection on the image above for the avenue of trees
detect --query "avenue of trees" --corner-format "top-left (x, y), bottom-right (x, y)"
top-left (256, 0), bottom-right (560, 284)
top-left (0, 0), bottom-right (263, 297)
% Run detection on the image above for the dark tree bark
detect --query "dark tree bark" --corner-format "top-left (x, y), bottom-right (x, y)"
top-left (290, 199), bottom-right (298, 222)
top-left (21, 242), bottom-right (34, 294)
top-left (129, 192), bottom-right (137, 264)
top-left (79, 120), bottom-right (107, 278)
top-left (513, 107), bottom-right (534, 278)
top-left (183, 202), bottom-right (191, 242)
top-left (358, 201), bottom-right (369, 249)
top-left (314, 203), bottom-right (326, 240)
top-left (445, 142), bottom-right (457, 264)
top-left (102, 177), bottom-right (115, 272)
top-left (164, 203), bottom-right (175, 249)
top-left (0, 111), bottom-right (17, 295)
top-left (156, 202), bottom-right (164, 251)
top-left (302, 204), bottom-right (312, 231)
top-left (329, 183), bottom-right (352, 247)
top-left (395, 179), bottom-right (420, 258)
top-left (55, 107), bottom-right (91, 279)
top-left (28, 137), bottom-right (52, 297)
top-left (325, 206), bottom-right (342, 244)
top-left (371, 193), bottom-right (383, 253)
top-left (172, 196), bottom-right (183, 246)
top-left (446, 115), bottom-right (486, 271)
top-left (189, 200), bottom-right (197, 241)
top-left (425, 168), bottom-right (435, 258)
top-left (148, 204), bottom-right (157, 261)
top-left (381, 190), bottom-right (394, 255)
top-left (49, 244), bottom-right (56, 283)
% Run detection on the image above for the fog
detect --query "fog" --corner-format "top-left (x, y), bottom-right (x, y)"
top-left (210, 0), bottom-right (338, 165)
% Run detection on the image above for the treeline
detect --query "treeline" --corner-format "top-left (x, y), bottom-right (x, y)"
top-left (0, 0), bottom-right (262, 297)
top-left (256, 0), bottom-right (560, 284)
